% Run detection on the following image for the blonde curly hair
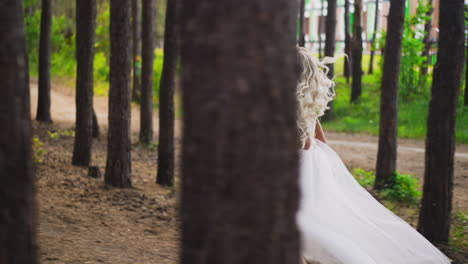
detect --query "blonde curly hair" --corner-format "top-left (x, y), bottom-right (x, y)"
top-left (296, 47), bottom-right (336, 147)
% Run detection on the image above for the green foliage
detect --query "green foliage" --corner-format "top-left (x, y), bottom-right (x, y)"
top-left (352, 168), bottom-right (421, 206)
top-left (323, 75), bottom-right (468, 144)
top-left (450, 211), bottom-right (468, 252)
top-left (32, 136), bottom-right (45, 163)
top-left (381, 172), bottom-right (422, 206)
top-left (153, 49), bottom-right (164, 104)
top-left (48, 129), bottom-right (75, 140)
top-left (399, 0), bottom-right (432, 100)
top-left (353, 168), bottom-right (375, 188)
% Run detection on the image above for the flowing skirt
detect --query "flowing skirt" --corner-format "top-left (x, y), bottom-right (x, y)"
top-left (297, 139), bottom-right (451, 264)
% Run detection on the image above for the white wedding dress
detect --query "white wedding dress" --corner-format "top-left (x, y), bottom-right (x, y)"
top-left (296, 138), bottom-right (451, 264)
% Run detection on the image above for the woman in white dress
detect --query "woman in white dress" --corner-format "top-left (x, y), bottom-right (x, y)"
top-left (295, 47), bottom-right (451, 264)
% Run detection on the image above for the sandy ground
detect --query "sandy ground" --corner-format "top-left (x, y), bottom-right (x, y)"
top-left (30, 82), bottom-right (467, 263)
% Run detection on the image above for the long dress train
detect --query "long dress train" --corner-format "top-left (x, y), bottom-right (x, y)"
top-left (297, 139), bottom-right (451, 264)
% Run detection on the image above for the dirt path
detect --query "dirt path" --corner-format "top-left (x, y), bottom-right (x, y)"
top-left (31, 82), bottom-right (467, 263)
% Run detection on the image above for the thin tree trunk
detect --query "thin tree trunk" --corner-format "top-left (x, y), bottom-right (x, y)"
top-left (299, 0), bottom-right (306, 47)
top-left (139, 0), bottom-right (156, 144)
top-left (92, 109), bottom-right (100, 138)
top-left (350, 0), bottom-right (363, 103)
top-left (0, 0), bottom-right (37, 262)
top-left (132, 0), bottom-right (141, 101)
top-left (105, 0), bottom-right (132, 188)
top-left (157, 0), bottom-right (179, 186)
top-left (344, 0), bottom-right (351, 83)
top-left (464, 39), bottom-right (468, 107)
top-left (374, 0), bottom-right (406, 190)
top-left (318, 0), bottom-right (324, 57)
top-left (368, 0), bottom-right (379, 74)
top-left (322, 0), bottom-right (337, 121)
top-left (418, 0), bottom-right (464, 243)
top-left (180, 1), bottom-right (300, 263)
top-left (72, 0), bottom-right (97, 166)
top-left (420, 0), bottom-right (434, 76)
top-left (37, 0), bottom-right (53, 122)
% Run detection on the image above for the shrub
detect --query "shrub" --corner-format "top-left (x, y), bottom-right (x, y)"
top-left (381, 172), bottom-right (422, 206)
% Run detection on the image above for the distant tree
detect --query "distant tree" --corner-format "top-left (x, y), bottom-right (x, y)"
top-left (298, 0), bottom-right (306, 47)
top-left (139, 0), bottom-right (156, 144)
top-left (157, 0), bottom-right (179, 186)
top-left (322, 0), bottom-right (337, 121)
top-left (37, 0), bottom-right (53, 122)
top-left (105, 0), bottom-right (132, 188)
top-left (0, 0), bottom-right (37, 262)
top-left (72, 0), bottom-right (97, 166)
top-left (132, 0), bottom-right (141, 101)
top-left (420, 0), bottom-right (433, 76)
top-left (465, 43), bottom-right (468, 106)
top-left (180, 1), bottom-right (300, 263)
top-left (350, 0), bottom-right (363, 103)
top-left (343, 0), bottom-right (351, 83)
top-left (368, 0), bottom-right (379, 74)
top-left (318, 0), bottom-right (325, 57)
top-left (418, 0), bottom-right (465, 243)
top-left (374, 0), bottom-right (406, 190)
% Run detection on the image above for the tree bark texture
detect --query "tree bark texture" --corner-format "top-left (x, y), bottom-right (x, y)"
top-left (374, 0), bottom-right (406, 190)
top-left (157, 0), bottom-right (179, 186)
top-left (37, 0), bottom-right (53, 122)
top-left (0, 0), bottom-right (37, 262)
top-left (105, 0), bottom-right (132, 188)
top-left (132, 0), bottom-right (141, 101)
top-left (72, 0), bottom-right (97, 166)
top-left (418, 0), bottom-right (465, 243)
top-left (368, 0), bottom-right (379, 75)
top-left (139, 0), bottom-right (156, 144)
top-left (350, 0), bottom-right (363, 103)
top-left (180, 1), bottom-right (301, 263)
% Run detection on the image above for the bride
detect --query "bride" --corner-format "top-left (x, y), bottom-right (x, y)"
top-left (295, 47), bottom-right (451, 264)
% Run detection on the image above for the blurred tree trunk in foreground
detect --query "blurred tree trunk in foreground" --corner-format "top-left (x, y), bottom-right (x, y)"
top-left (132, 0), bottom-right (141, 101)
top-left (0, 0), bottom-right (37, 262)
top-left (368, 0), bottom-right (379, 75)
top-left (343, 0), bottom-right (351, 83)
top-left (374, 0), bottom-right (406, 190)
top-left (350, 0), bottom-right (363, 103)
top-left (322, 0), bottom-right (337, 121)
top-left (157, 0), bottom-right (180, 186)
top-left (105, 0), bottom-right (132, 188)
top-left (180, 1), bottom-right (301, 263)
top-left (72, 0), bottom-right (97, 166)
top-left (139, 0), bottom-right (156, 144)
top-left (37, 0), bottom-right (53, 122)
top-left (418, 0), bottom-right (465, 243)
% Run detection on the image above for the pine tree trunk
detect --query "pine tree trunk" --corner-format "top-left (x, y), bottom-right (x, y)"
top-left (318, 0), bottom-right (324, 57)
top-left (37, 0), bottom-right (53, 122)
top-left (139, 0), bottom-right (155, 144)
top-left (420, 1), bottom-right (434, 76)
top-left (344, 0), bottom-right (351, 83)
top-left (157, 0), bottom-right (179, 186)
top-left (72, 0), bottom-right (97, 166)
top-left (350, 0), bottom-right (363, 103)
top-left (465, 43), bottom-right (468, 106)
top-left (298, 0), bottom-right (306, 47)
top-left (0, 1), bottom-right (37, 261)
top-left (105, 0), bottom-right (132, 188)
top-left (180, 1), bottom-right (300, 263)
top-left (374, 0), bottom-right (406, 190)
top-left (322, 0), bottom-right (337, 121)
top-left (132, 0), bottom-right (141, 101)
top-left (418, 0), bottom-right (464, 243)
top-left (368, 0), bottom-right (379, 75)
top-left (92, 109), bottom-right (100, 138)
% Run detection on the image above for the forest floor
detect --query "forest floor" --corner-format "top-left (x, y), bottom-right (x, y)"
top-left (31, 81), bottom-right (467, 263)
